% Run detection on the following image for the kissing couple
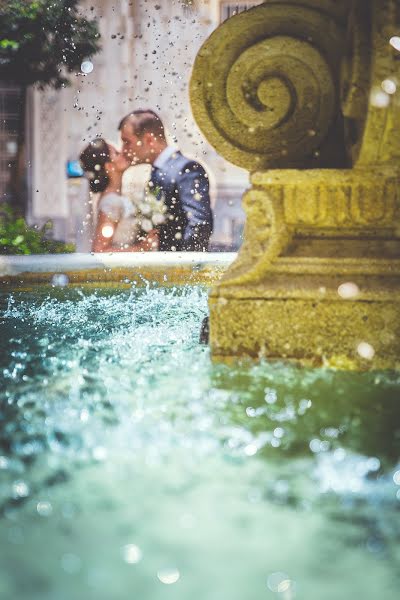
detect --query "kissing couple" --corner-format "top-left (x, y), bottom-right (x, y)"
top-left (80, 109), bottom-right (214, 253)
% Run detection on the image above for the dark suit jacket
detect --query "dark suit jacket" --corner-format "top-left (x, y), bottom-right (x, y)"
top-left (150, 150), bottom-right (213, 251)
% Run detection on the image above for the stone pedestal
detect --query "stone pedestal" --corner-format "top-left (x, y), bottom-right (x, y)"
top-left (210, 168), bottom-right (400, 367)
top-left (190, 0), bottom-right (400, 368)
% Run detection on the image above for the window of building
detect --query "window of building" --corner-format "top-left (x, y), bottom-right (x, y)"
top-left (220, 1), bottom-right (263, 22)
top-left (0, 83), bottom-right (22, 203)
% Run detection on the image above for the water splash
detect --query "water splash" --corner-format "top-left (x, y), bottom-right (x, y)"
top-left (0, 285), bottom-right (399, 599)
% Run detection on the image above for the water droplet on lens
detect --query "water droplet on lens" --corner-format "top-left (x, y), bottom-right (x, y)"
top-left (37, 501), bottom-right (53, 517)
top-left (12, 480), bottom-right (29, 498)
top-left (244, 443), bottom-right (257, 456)
top-left (51, 274), bottom-right (69, 287)
top-left (337, 282), bottom-right (359, 299)
top-left (357, 342), bottom-right (375, 360)
top-left (122, 544), bottom-right (142, 564)
top-left (157, 568), bottom-right (180, 584)
top-left (267, 571), bottom-right (293, 593)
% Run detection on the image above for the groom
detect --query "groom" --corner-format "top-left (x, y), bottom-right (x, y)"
top-left (119, 109), bottom-right (213, 251)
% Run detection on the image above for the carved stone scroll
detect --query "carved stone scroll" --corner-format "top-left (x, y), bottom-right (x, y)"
top-left (190, 1), bottom-right (345, 170)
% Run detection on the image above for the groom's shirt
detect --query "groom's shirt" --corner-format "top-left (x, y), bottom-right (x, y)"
top-left (150, 146), bottom-right (213, 251)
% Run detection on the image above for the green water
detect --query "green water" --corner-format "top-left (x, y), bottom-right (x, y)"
top-left (0, 285), bottom-right (399, 600)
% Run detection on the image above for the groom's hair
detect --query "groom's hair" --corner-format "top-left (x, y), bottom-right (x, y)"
top-left (118, 109), bottom-right (166, 140)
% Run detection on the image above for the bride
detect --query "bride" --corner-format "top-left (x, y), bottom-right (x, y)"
top-left (80, 138), bottom-right (163, 252)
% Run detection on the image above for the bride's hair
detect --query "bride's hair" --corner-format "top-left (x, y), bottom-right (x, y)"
top-left (80, 138), bottom-right (110, 193)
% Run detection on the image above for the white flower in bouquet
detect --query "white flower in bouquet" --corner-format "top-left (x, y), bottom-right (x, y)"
top-left (141, 218), bottom-right (154, 233)
top-left (143, 182), bottom-right (168, 228)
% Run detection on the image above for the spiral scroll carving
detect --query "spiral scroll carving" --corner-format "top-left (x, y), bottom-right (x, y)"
top-left (190, 2), bottom-right (344, 171)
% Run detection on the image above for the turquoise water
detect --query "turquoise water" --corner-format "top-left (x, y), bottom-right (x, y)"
top-left (0, 285), bottom-right (399, 600)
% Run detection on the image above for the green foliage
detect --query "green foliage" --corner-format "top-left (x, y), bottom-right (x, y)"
top-left (0, 0), bottom-right (100, 88)
top-left (0, 205), bottom-right (75, 255)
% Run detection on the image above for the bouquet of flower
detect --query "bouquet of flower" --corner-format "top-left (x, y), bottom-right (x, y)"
top-left (127, 182), bottom-right (167, 241)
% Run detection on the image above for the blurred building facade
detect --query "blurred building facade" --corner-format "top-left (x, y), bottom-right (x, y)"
top-left (1, 0), bottom-right (263, 250)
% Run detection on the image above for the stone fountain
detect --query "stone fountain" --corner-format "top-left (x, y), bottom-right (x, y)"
top-left (190, 0), bottom-right (400, 368)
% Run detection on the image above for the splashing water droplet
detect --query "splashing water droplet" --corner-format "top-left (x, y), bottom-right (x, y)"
top-left (81, 60), bottom-right (94, 74)
top-left (389, 36), bottom-right (400, 51)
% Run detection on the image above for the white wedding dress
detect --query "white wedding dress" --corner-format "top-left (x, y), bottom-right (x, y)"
top-left (96, 165), bottom-right (166, 248)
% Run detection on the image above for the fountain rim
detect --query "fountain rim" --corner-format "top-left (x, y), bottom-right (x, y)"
top-left (0, 252), bottom-right (237, 288)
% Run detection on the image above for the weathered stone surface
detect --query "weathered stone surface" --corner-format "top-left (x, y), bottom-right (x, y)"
top-left (218, 168), bottom-right (400, 287)
top-left (190, 0), bottom-right (400, 368)
top-left (210, 298), bottom-right (400, 369)
top-left (209, 168), bottom-right (400, 368)
top-left (342, 0), bottom-right (400, 165)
